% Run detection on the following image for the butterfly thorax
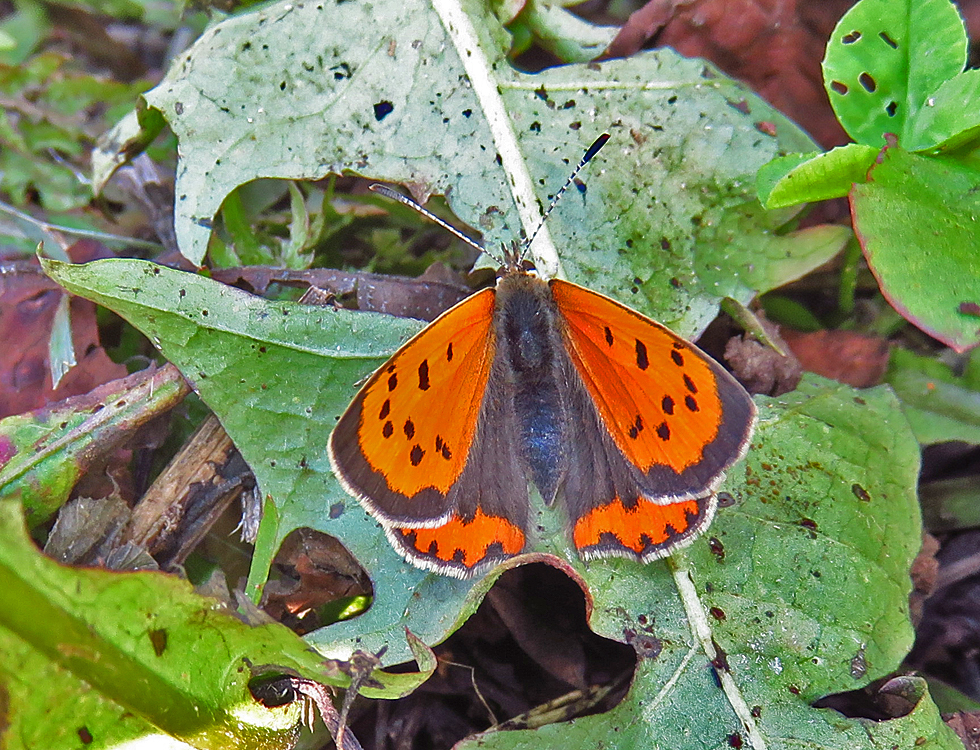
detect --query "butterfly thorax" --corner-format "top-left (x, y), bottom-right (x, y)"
top-left (494, 273), bottom-right (567, 505)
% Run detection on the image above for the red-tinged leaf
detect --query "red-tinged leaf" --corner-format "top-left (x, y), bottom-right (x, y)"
top-left (850, 146), bottom-right (980, 352)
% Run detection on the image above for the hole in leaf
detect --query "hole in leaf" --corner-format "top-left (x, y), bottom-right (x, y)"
top-left (879, 31), bottom-right (898, 48)
top-left (814, 674), bottom-right (923, 720)
top-left (347, 564), bottom-right (637, 746)
top-left (831, 81), bottom-right (848, 95)
top-left (373, 100), bottom-right (394, 121)
top-left (859, 73), bottom-right (877, 93)
top-left (886, 101), bottom-right (898, 117)
top-left (261, 527), bottom-right (374, 634)
top-left (249, 673), bottom-right (299, 708)
top-left (842, 30), bottom-right (862, 44)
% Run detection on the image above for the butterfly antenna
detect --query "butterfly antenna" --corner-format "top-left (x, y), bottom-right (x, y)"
top-left (521, 133), bottom-right (610, 254)
top-left (369, 183), bottom-right (487, 256)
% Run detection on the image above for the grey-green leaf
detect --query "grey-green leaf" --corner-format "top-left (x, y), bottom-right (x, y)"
top-left (99, 0), bottom-right (833, 337)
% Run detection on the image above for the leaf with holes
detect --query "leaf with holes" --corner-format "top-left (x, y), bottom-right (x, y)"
top-left (822, 0), bottom-right (967, 147)
top-left (851, 146), bottom-right (980, 352)
top-left (92, 0), bottom-right (846, 337)
top-left (757, 0), bottom-right (980, 207)
top-left (47, 256), bottom-right (956, 748)
top-left (457, 379), bottom-right (958, 749)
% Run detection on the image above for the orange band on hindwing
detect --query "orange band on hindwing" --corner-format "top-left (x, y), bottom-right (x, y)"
top-left (393, 509), bottom-right (526, 572)
top-left (572, 496), bottom-right (713, 560)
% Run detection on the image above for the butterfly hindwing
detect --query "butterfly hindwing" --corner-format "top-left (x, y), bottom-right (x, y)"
top-left (551, 279), bottom-right (756, 503)
top-left (558, 361), bottom-right (719, 561)
top-left (387, 360), bottom-right (531, 576)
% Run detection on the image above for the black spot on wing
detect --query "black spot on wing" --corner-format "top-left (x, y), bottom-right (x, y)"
top-left (662, 395), bottom-right (674, 415)
top-left (379, 399), bottom-right (391, 419)
top-left (435, 434), bottom-right (453, 460)
top-left (404, 419), bottom-right (415, 439)
top-left (410, 444), bottom-right (424, 466)
top-left (635, 340), bottom-right (649, 370)
top-left (418, 359), bottom-right (430, 391)
top-left (685, 395), bottom-right (699, 412)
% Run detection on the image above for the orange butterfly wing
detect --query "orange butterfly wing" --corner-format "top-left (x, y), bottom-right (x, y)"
top-left (551, 279), bottom-right (754, 561)
top-left (329, 289), bottom-right (527, 577)
top-left (551, 279), bottom-right (755, 496)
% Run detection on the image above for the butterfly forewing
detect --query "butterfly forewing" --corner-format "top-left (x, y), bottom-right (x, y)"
top-left (551, 279), bottom-right (756, 503)
top-left (329, 289), bottom-right (497, 525)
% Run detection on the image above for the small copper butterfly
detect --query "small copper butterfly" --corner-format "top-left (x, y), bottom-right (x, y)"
top-left (329, 135), bottom-right (756, 578)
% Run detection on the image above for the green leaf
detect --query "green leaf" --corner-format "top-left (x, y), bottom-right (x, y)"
top-left (759, 294), bottom-right (825, 331)
top-left (459, 379), bottom-right (953, 748)
top-left (850, 146), bottom-right (980, 352)
top-left (97, 0), bottom-right (831, 336)
top-left (756, 151), bottom-right (818, 203)
top-left (0, 496), bottom-right (336, 749)
top-left (282, 181), bottom-right (313, 269)
top-left (47, 292), bottom-right (76, 388)
top-left (694, 199), bottom-right (851, 302)
top-left (907, 68), bottom-right (980, 152)
top-left (885, 346), bottom-right (980, 445)
top-left (45, 258), bottom-right (953, 750)
top-left (220, 186), bottom-right (274, 267)
top-left (926, 679), bottom-right (980, 713)
top-left (757, 144), bottom-right (879, 208)
top-left (0, 2), bottom-right (48, 65)
top-left (0, 367), bottom-right (190, 528)
top-left (822, 0), bottom-right (968, 146)
top-left (504, 0), bottom-right (618, 63)
top-left (91, 104), bottom-right (166, 195)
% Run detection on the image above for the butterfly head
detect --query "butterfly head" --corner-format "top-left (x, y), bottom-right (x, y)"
top-left (494, 239), bottom-right (538, 278)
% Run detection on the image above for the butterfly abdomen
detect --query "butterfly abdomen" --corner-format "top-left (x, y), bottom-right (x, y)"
top-left (496, 275), bottom-right (568, 505)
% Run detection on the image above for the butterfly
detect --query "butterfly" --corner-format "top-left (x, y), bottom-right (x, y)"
top-left (329, 135), bottom-right (756, 579)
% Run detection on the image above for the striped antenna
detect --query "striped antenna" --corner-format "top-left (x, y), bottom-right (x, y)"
top-left (521, 133), bottom-right (610, 254)
top-left (368, 184), bottom-right (485, 254)
top-left (370, 133), bottom-right (610, 265)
